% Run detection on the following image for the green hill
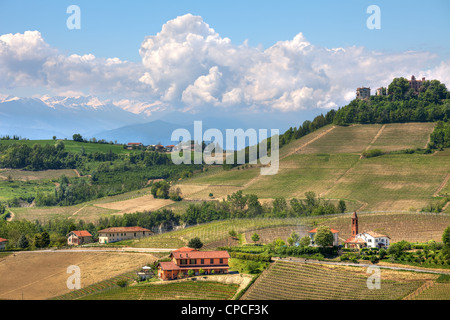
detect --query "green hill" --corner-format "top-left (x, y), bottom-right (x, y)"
top-left (176, 122), bottom-right (449, 213)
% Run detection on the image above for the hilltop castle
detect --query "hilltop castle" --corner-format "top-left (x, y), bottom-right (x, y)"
top-left (356, 75), bottom-right (426, 100)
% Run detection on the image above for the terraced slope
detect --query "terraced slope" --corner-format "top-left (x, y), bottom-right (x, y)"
top-left (242, 261), bottom-right (430, 300)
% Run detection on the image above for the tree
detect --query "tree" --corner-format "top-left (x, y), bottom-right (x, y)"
top-left (288, 231), bottom-right (300, 246)
top-left (17, 234), bottom-right (29, 249)
top-left (188, 237), bottom-right (203, 249)
top-left (251, 233), bottom-right (260, 244)
top-left (442, 226), bottom-right (450, 247)
top-left (314, 226), bottom-right (334, 247)
top-left (34, 231), bottom-right (50, 248)
top-left (338, 200), bottom-right (346, 213)
top-left (299, 236), bottom-right (311, 247)
top-left (442, 226), bottom-right (450, 259)
top-left (169, 187), bottom-right (182, 201)
top-left (72, 133), bottom-right (83, 142)
top-left (188, 269), bottom-right (195, 277)
top-left (151, 181), bottom-right (170, 199)
top-left (227, 190), bottom-right (248, 214)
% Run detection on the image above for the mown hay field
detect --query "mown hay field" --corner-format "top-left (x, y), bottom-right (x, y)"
top-left (0, 251), bottom-right (157, 300)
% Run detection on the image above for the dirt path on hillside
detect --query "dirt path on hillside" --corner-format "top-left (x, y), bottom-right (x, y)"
top-left (433, 173), bottom-right (450, 197)
top-left (6, 210), bottom-right (15, 222)
top-left (93, 195), bottom-right (173, 214)
top-left (364, 124), bottom-right (386, 151)
top-left (281, 126), bottom-right (336, 160)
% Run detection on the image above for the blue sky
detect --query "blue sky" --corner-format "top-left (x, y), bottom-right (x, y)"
top-left (0, 0), bottom-right (449, 128)
top-left (1, 0), bottom-right (449, 61)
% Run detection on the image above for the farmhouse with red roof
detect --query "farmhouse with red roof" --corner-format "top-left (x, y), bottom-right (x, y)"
top-left (98, 226), bottom-right (154, 244)
top-left (157, 247), bottom-right (230, 280)
top-left (308, 227), bottom-right (340, 246)
top-left (66, 230), bottom-right (93, 246)
top-left (0, 237), bottom-right (8, 251)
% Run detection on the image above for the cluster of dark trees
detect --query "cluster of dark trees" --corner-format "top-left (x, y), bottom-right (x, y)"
top-left (0, 142), bottom-right (81, 171)
top-left (333, 79), bottom-right (449, 126)
top-left (0, 138), bottom-right (200, 207)
top-left (276, 78), bottom-right (449, 149)
top-left (429, 121), bottom-right (450, 150)
top-left (0, 209), bottom-right (181, 249)
top-left (181, 191), bottom-right (346, 225)
top-left (72, 133), bottom-right (115, 145)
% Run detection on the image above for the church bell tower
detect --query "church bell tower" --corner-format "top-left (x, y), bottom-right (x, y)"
top-left (351, 211), bottom-right (358, 236)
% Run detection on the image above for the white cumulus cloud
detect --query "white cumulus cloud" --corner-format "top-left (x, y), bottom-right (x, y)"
top-left (0, 14), bottom-right (449, 116)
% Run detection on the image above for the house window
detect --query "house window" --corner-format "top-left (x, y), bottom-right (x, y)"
top-left (210, 259), bottom-right (214, 264)
top-left (190, 259), bottom-right (196, 265)
top-left (220, 259), bottom-right (223, 264)
top-left (201, 259), bottom-right (204, 264)
top-left (180, 259), bottom-right (187, 265)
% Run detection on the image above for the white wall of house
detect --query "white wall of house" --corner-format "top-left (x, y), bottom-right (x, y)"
top-left (98, 231), bottom-right (147, 244)
top-left (356, 233), bottom-right (389, 248)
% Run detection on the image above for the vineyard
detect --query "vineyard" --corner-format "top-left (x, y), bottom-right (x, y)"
top-left (132, 218), bottom-right (311, 248)
top-left (412, 282), bottom-right (450, 300)
top-left (52, 271), bottom-right (137, 300)
top-left (79, 280), bottom-right (239, 300)
top-left (308, 212), bottom-right (450, 243)
top-left (242, 261), bottom-right (429, 300)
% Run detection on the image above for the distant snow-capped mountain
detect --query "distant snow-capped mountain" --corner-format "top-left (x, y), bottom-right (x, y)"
top-left (0, 95), bottom-right (149, 140)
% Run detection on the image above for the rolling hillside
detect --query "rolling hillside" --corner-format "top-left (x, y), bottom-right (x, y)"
top-left (175, 122), bottom-right (448, 212)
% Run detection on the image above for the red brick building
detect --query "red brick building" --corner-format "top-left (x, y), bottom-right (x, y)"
top-left (157, 247), bottom-right (230, 280)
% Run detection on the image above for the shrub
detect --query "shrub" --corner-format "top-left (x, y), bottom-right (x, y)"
top-left (116, 279), bottom-right (128, 288)
top-left (361, 149), bottom-right (384, 158)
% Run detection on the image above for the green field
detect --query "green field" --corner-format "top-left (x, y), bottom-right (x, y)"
top-left (0, 139), bottom-right (129, 154)
top-left (0, 179), bottom-right (55, 203)
top-left (176, 122), bottom-right (448, 212)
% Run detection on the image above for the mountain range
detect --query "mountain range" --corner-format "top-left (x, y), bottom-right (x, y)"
top-left (0, 95), bottom-right (312, 145)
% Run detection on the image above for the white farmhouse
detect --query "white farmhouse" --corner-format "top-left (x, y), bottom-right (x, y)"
top-left (98, 227), bottom-right (154, 244)
top-left (345, 212), bottom-right (390, 249)
top-left (355, 231), bottom-right (390, 248)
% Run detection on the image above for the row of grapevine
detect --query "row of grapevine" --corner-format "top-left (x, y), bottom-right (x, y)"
top-left (81, 281), bottom-right (239, 300)
top-left (243, 261), bottom-right (424, 300)
top-left (52, 271), bottom-right (137, 300)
